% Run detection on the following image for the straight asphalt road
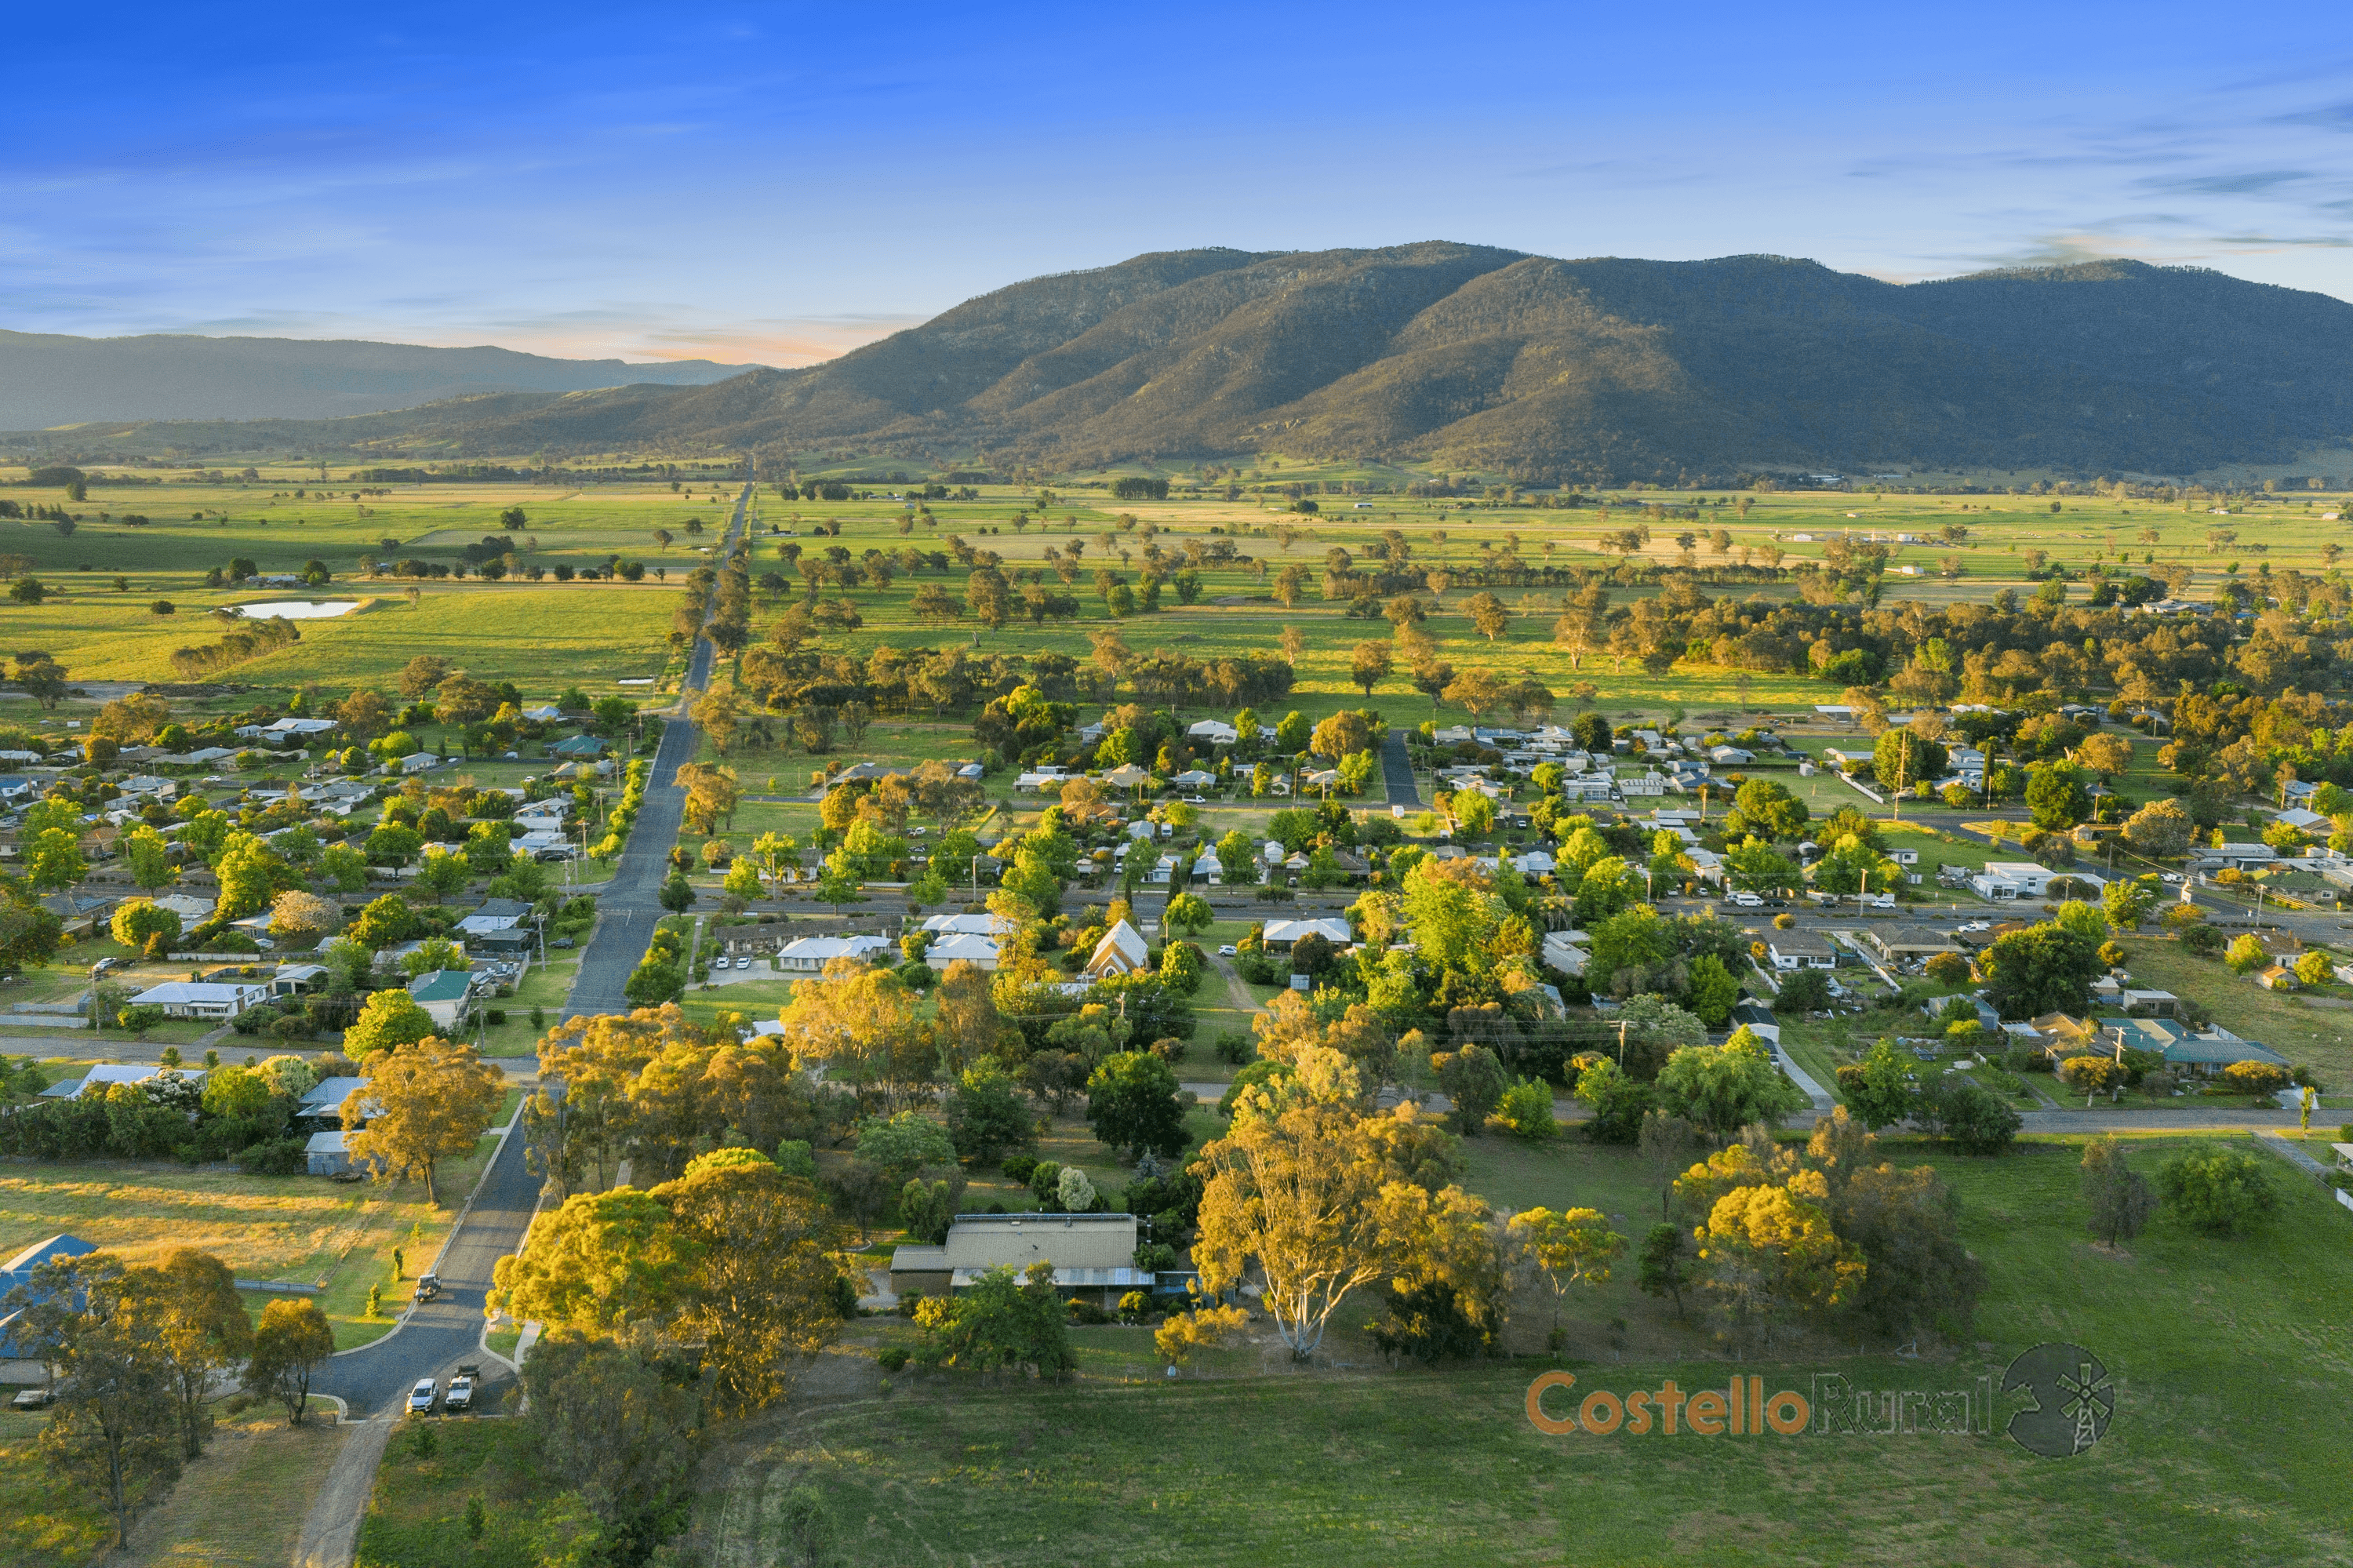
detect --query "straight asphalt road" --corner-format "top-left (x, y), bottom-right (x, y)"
top-left (285, 482), bottom-right (754, 1565)
top-left (564, 482), bottom-right (747, 1020)
top-left (1381, 732), bottom-right (1421, 807)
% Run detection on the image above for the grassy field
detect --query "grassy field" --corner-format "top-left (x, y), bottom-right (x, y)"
top-left (0, 1408), bottom-right (108, 1566)
top-left (0, 1396), bottom-right (348, 1568)
top-left (678, 1130), bottom-right (2348, 1568)
top-left (13, 471), bottom-right (2339, 739)
top-left (0, 1132), bottom-right (504, 1350)
top-left (340, 1125), bottom-right (2353, 1566)
top-left (116, 1406), bottom-right (349, 1568)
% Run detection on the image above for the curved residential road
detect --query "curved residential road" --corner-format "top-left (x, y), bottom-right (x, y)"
top-left (307, 1115), bottom-right (542, 1420)
top-left (565, 482), bottom-right (751, 1020)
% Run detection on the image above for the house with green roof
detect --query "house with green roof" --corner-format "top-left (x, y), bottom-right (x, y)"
top-left (2100, 1017), bottom-right (2288, 1077)
top-left (405, 969), bottom-right (476, 1031)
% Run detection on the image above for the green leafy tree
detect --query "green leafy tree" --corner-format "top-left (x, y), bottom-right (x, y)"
top-left (1162, 891), bottom-right (1213, 938)
top-left (110, 900), bottom-right (182, 955)
top-left (911, 1260), bottom-right (1075, 1377)
top-left (1508, 1207), bottom-right (1624, 1337)
top-left (1684, 954), bottom-right (1740, 1026)
top-left (1494, 1079), bottom-right (1558, 1141)
top-left (24, 827), bottom-right (86, 895)
top-left (2157, 1146), bottom-right (2280, 1235)
top-left (854, 1111), bottom-right (957, 1180)
top-left (946, 1064), bottom-right (1035, 1166)
top-left (2024, 760), bottom-right (2092, 829)
top-left (348, 893), bottom-right (417, 950)
top-left (522, 1330), bottom-right (701, 1549)
top-left (1636, 1221), bottom-right (1693, 1317)
top-left (1834, 1039), bottom-right (1916, 1130)
top-left (1653, 1029), bottom-right (1805, 1137)
top-left (244, 1297), bottom-right (336, 1427)
top-left (1726, 777), bottom-right (1808, 841)
top-left (142, 1249), bottom-right (254, 1461)
top-left (2101, 875), bottom-right (2160, 933)
top-left (1571, 1057), bottom-right (1654, 1144)
top-left (1979, 923), bottom-right (2103, 1018)
top-left (1086, 1050), bottom-right (1187, 1159)
top-left (19, 1254), bottom-right (181, 1549)
top-left (1871, 729), bottom-right (1946, 794)
top-left (341, 990), bottom-right (435, 1059)
top-left (1431, 1043), bottom-right (1508, 1134)
top-left (1914, 1073), bottom-right (2020, 1155)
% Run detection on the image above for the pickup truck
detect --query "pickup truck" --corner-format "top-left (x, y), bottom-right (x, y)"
top-left (443, 1367), bottom-right (476, 1413)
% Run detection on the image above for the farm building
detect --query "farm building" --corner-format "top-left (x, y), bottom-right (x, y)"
top-left (888, 1212), bottom-right (1151, 1308)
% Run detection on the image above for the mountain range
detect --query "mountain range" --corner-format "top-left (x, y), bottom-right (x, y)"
top-left (0, 330), bottom-right (758, 427)
top-left (14, 244), bottom-right (2351, 482)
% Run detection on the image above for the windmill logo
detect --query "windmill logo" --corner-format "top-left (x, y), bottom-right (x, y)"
top-left (2001, 1342), bottom-right (2114, 1457)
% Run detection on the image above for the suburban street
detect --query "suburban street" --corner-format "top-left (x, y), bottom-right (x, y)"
top-left (307, 1114), bottom-right (542, 1418)
top-left (278, 486), bottom-right (749, 1566)
top-left (562, 482), bottom-right (747, 1019)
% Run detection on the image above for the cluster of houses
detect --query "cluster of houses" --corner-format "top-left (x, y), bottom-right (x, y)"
top-left (1430, 722), bottom-right (1773, 802)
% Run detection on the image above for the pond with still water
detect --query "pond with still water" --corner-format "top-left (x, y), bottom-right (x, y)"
top-left (233, 600), bottom-right (362, 620)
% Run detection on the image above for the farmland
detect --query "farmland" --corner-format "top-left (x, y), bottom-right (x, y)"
top-left (2, 465), bottom-right (2341, 740)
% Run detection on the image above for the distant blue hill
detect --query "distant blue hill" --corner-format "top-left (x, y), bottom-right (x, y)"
top-left (0, 329), bottom-right (764, 427)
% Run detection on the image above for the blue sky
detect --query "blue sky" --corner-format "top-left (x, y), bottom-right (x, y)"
top-left (7, 1), bottom-right (2351, 365)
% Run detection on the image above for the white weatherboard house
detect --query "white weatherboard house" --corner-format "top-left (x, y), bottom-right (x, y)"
top-left (924, 932), bottom-right (1001, 972)
top-left (1084, 920), bottom-right (1149, 978)
top-left (128, 980), bottom-right (267, 1020)
top-left (41, 1064), bottom-right (210, 1100)
top-left (1261, 917), bottom-right (1351, 950)
top-left (1969, 862), bottom-right (2104, 900)
top-left (406, 970), bottom-right (475, 1029)
top-left (889, 1212), bottom-right (1149, 1308)
top-left (923, 911), bottom-right (1018, 937)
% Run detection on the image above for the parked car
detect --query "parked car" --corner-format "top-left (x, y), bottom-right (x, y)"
top-left (444, 1369), bottom-right (476, 1413)
top-left (1728, 891), bottom-right (1763, 908)
top-left (407, 1378), bottom-right (436, 1415)
top-left (1218, 944), bottom-right (1238, 957)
